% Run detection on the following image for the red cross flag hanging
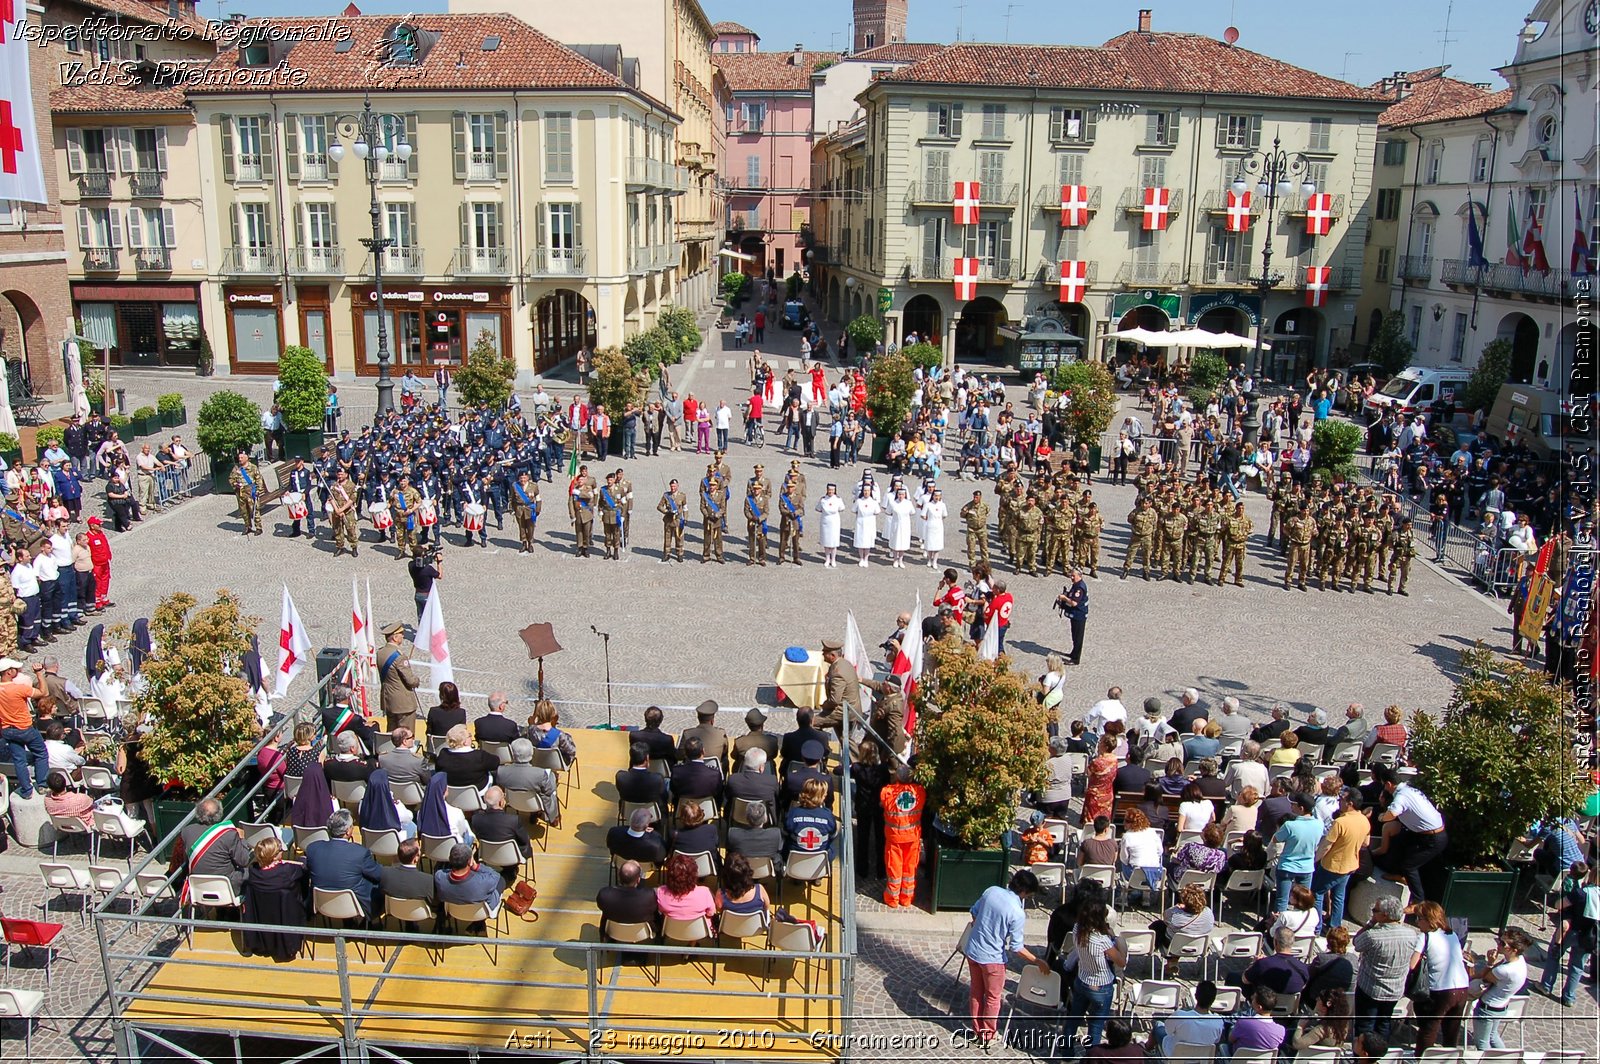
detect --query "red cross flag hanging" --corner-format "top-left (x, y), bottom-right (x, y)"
top-left (1060, 184), bottom-right (1090, 227)
top-left (1304, 193), bottom-right (1333, 236)
top-left (1304, 266), bottom-right (1331, 307)
top-left (0, 1), bottom-right (45, 205)
top-left (953, 257), bottom-right (980, 301)
top-left (953, 181), bottom-right (981, 225)
top-left (1058, 260), bottom-right (1088, 303)
top-left (1142, 186), bottom-right (1171, 231)
top-left (1225, 189), bottom-right (1252, 232)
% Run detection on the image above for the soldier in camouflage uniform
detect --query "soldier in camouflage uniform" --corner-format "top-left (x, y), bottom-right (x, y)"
top-left (1044, 498), bottom-right (1075, 576)
top-left (1123, 496), bottom-right (1158, 580)
top-left (960, 490), bottom-right (990, 567)
top-left (1317, 509), bottom-right (1349, 592)
top-left (1158, 503), bottom-right (1189, 581)
top-left (1076, 501), bottom-right (1103, 577)
top-left (1219, 501), bottom-right (1253, 587)
top-left (1283, 506), bottom-right (1315, 590)
top-left (229, 451), bottom-right (265, 536)
top-left (1014, 494), bottom-right (1043, 576)
top-left (1386, 517), bottom-right (1416, 595)
top-left (1187, 499), bottom-right (1222, 584)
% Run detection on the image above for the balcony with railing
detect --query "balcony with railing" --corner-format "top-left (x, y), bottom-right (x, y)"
top-left (1200, 260), bottom-right (1252, 286)
top-left (380, 247), bottom-right (425, 275)
top-left (77, 170), bottom-right (112, 198)
top-left (525, 247), bottom-right (587, 277)
top-left (655, 243), bottom-right (683, 270)
top-left (627, 157), bottom-right (662, 188)
top-left (1198, 189), bottom-right (1261, 217)
top-left (289, 247), bottom-right (345, 275)
top-left (130, 170), bottom-right (164, 198)
top-left (629, 243), bottom-right (677, 274)
top-left (906, 254), bottom-right (1021, 283)
top-left (222, 246), bottom-right (280, 275)
top-left (466, 150), bottom-right (498, 182)
top-left (1114, 260), bottom-right (1181, 286)
top-left (1396, 255), bottom-right (1433, 281)
top-left (133, 246), bottom-right (171, 272)
top-left (1117, 187), bottom-right (1186, 219)
top-left (1281, 192), bottom-right (1346, 218)
top-left (1034, 184), bottom-right (1102, 215)
top-left (82, 247), bottom-right (119, 272)
top-left (451, 246), bottom-right (511, 277)
top-left (1441, 259), bottom-right (1574, 299)
top-left (1038, 260), bottom-right (1100, 286)
top-left (905, 181), bottom-right (1020, 208)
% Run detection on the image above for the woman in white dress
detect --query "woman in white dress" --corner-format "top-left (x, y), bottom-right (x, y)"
top-left (880, 475), bottom-right (904, 548)
top-left (887, 486), bottom-right (915, 568)
top-left (920, 486), bottom-right (949, 569)
top-left (815, 484), bottom-right (845, 568)
top-left (912, 477), bottom-right (935, 542)
top-left (852, 485), bottom-right (881, 566)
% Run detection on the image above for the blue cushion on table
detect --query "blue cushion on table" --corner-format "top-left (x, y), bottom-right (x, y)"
top-left (784, 646), bottom-right (809, 663)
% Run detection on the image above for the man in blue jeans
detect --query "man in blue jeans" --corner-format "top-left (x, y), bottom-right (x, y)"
top-left (1272, 791), bottom-right (1322, 911)
top-left (0, 659), bottom-right (51, 798)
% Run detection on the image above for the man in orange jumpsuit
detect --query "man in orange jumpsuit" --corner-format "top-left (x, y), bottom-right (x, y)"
top-left (879, 763), bottom-right (925, 908)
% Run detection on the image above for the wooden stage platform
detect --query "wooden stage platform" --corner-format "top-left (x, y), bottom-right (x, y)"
top-left (113, 728), bottom-right (850, 1061)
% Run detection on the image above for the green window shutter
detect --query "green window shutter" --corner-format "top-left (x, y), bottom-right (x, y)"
top-left (76, 208), bottom-right (92, 249)
top-left (1249, 114), bottom-right (1263, 150)
top-left (494, 113), bottom-right (509, 179)
top-left (406, 114), bottom-right (420, 178)
top-left (452, 112), bottom-right (467, 181)
top-left (258, 116), bottom-right (274, 179)
top-left (218, 115), bottom-right (235, 182)
top-left (107, 208), bottom-right (122, 248)
top-left (154, 128), bottom-right (168, 172)
top-left (283, 114), bottom-right (300, 181)
top-left (1082, 108), bottom-right (1097, 144)
top-left (325, 115), bottom-right (340, 178)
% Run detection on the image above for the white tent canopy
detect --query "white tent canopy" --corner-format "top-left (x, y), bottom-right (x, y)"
top-left (1109, 326), bottom-right (1268, 352)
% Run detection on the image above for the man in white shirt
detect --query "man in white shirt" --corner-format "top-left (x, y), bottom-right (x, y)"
top-left (1084, 686), bottom-right (1127, 737)
top-left (1224, 740), bottom-right (1270, 799)
top-left (1373, 766), bottom-right (1448, 901)
top-left (1148, 979), bottom-right (1227, 1057)
top-left (31, 544), bottom-right (63, 635)
top-left (714, 401), bottom-right (732, 452)
top-left (10, 548), bottom-right (41, 651)
top-left (1216, 696), bottom-right (1253, 741)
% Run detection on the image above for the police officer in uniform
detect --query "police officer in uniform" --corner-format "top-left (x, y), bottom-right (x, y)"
top-left (658, 478), bottom-right (687, 562)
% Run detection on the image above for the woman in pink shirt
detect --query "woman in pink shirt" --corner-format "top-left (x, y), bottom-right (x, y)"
top-left (655, 852), bottom-right (715, 922)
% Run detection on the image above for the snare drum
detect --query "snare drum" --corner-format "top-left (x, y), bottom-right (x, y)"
top-left (370, 504), bottom-right (394, 531)
top-left (418, 499), bottom-right (438, 527)
top-left (284, 491), bottom-right (308, 520)
top-left (463, 502), bottom-right (486, 533)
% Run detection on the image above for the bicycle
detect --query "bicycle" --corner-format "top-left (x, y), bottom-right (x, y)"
top-left (746, 416), bottom-right (765, 448)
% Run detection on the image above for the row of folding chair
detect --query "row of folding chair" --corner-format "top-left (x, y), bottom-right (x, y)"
top-left (601, 913), bottom-right (825, 988)
top-left (44, 808), bottom-right (150, 865)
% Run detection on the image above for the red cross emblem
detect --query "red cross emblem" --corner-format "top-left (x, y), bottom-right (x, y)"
top-left (0, 0), bottom-right (15, 45)
top-left (1060, 184), bottom-right (1090, 227)
top-left (1304, 266), bottom-right (1330, 307)
top-left (1225, 189), bottom-right (1252, 232)
top-left (0, 101), bottom-right (23, 176)
top-left (795, 826), bottom-right (825, 850)
top-left (1058, 260), bottom-right (1087, 303)
top-left (278, 623), bottom-right (301, 671)
top-left (952, 257), bottom-right (980, 301)
top-left (1305, 193), bottom-right (1333, 236)
top-left (953, 181), bottom-right (981, 225)
top-left (1142, 186), bottom-right (1171, 231)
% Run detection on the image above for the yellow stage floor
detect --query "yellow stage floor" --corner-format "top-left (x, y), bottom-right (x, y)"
top-left (116, 728), bottom-right (847, 1060)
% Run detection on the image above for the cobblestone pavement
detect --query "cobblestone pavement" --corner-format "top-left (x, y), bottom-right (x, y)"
top-left (4, 315), bottom-right (1576, 1061)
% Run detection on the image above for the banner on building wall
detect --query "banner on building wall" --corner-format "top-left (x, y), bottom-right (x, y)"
top-left (0, 11), bottom-right (46, 205)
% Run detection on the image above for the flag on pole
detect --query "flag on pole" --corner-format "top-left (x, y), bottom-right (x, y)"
top-left (0, 6), bottom-right (48, 205)
top-left (349, 580), bottom-right (372, 714)
top-left (978, 614), bottom-right (1000, 661)
top-left (414, 581), bottom-right (455, 690)
top-left (1572, 189), bottom-right (1594, 277)
top-left (1466, 197), bottom-right (1489, 268)
top-left (274, 586), bottom-right (311, 697)
top-left (890, 593), bottom-right (923, 737)
top-left (1522, 201), bottom-right (1551, 274)
top-left (844, 608), bottom-right (875, 718)
top-left (1504, 191), bottom-right (1526, 269)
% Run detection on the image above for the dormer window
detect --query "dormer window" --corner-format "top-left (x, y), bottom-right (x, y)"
top-left (240, 44), bottom-right (270, 66)
top-left (383, 23), bottom-right (421, 66)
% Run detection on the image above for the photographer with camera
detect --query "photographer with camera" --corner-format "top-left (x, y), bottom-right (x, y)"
top-left (408, 544), bottom-right (444, 621)
top-left (1055, 566), bottom-right (1089, 666)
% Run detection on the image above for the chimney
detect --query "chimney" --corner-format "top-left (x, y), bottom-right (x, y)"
top-left (1138, 8), bottom-right (1152, 33)
top-left (791, 43), bottom-right (803, 65)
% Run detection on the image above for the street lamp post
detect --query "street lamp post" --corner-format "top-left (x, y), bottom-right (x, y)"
top-left (327, 94), bottom-right (413, 417)
top-left (1233, 132), bottom-right (1315, 390)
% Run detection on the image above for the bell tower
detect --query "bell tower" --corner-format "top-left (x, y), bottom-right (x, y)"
top-left (853, 0), bottom-right (907, 51)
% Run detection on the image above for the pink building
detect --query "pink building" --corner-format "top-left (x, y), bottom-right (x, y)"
top-left (713, 26), bottom-right (838, 280)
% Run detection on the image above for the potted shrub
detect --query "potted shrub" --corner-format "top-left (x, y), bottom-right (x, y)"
top-left (130, 405), bottom-right (158, 438)
top-left (139, 592), bottom-right (266, 853)
top-left (914, 637), bottom-right (1049, 909)
top-left (108, 413), bottom-right (133, 441)
top-left (157, 392), bottom-right (186, 428)
top-left (846, 314), bottom-right (884, 359)
top-left (658, 305), bottom-right (703, 357)
top-left (196, 390), bottom-right (263, 491)
top-left (1309, 419), bottom-right (1364, 482)
top-left (451, 330), bottom-right (516, 409)
top-left (35, 424), bottom-right (65, 452)
top-left (902, 341), bottom-right (943, 375)
top-left (589, 347), bottom-right (643, 424)
top-left (195, 327), bottom-right (216, 377)
top-left (1049, 360), bottom-right (1118, 472)
top-left (0, 432), bottom-right (20, 468)
top-left (621, 327), bottom-right (675, 381)
top-left (1409, 645), bottom-right (1583, 928)
top-left (85, 368), bottom-right (107, 415)
top-left (275, 345), bottom-right (327, 458)
top-left (865, 351), bottom-right (915, 463)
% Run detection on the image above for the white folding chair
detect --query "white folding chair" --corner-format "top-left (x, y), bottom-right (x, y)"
top-left (0, 988), bottom-right (46, 1057)
top-left (481, 741), bottom-right (513, 764)
top-left (1209, 931), bottom-right (1263, 979)
top-left (329, 778), bottom-right (368, 809)
top-left (1165, 931), bottom-right (1211, 979)
top-left (47, 813), bottom-right (94, 859)
top-left (604, 918), bottom-right (661, 983)
top-left (236, 821), bottom-right (280, 849)
top-left (1294, 1047), bottom-right (1340, 1064)
top-left (1209, 985), bottom-right (1242, 1013)
top-left (766, 918), bottom-right (824, 990)
top-left (88, 864), bottom-right (136, 915)
top-left (1123, 978), bottom-right (1184, 1021)
top-left (443, 899), bottom-right (509, 961)
top-left (391, 779), bottom-right (425, 807)
top-left (1230, 1049), bottom-right (1278, 1064)
top-left (1000, 966), bottom-right (1063, 1056)
top-left (675, 849), bottom-right (716, 881)
top-left (291, 825), bottom-right (329, 853)
top-left (444, 785), bottom-right (484, 813)
top-left (1415, 1050), bottom-right (1462, 1064)
top-left (530, 746), bottom-right (579, 802)
top-left (781, 850), bottom-right (832, 909)
top-left (1166, 868), bottom-right (1218, 911)
top-left (1329, 741), bottom-right (1363, 764)
top-left (418, 832), bottom-right (458, 867)
top-left (79, 764), bottom-right (118, 795)
top-left (38, 863), bottom-right (92, 925)
top-left (362, 827), bottom-right (404, 865)
top-left (1116, 929), bottom-right (1157, 1006)
top-left (662, 914), bottom-right (716, 983)
top-left (943, 919), bottom-right (975, 979)
top-left (311, 887), bottom-right (368, 931)
top-left (283, 775), bottom-right (305, 801)
top-left (1366, 743), bottom-right (1401, 768)
top-left (91, 808), bottom-right (148, 866)
top-left (729, 797), bottom-right (765, 827)
top-left (745, 855), bottom-right (777, 883)
top-left (384, 894), bottom-right (436, 932)
top-left (477, 836), bottom-right (533, 882)
top-left (1030, 862), bottom-right (1068, 907)
top-left (183, 874), bottom-right (242, 942)
top-left (1121, 866), bottom-right (1162, 910)
top-left (718, 907), bottom-right (768, 949)
top-left (1496, 996), bottom-right (1529, 1049)
top-left (1169, 1043), bottom-right (1217, 1062)
top-left (79, 697), bottom-right (112, 733)
top-left (1221, 867), bottom-right (1267, 920)
top-left (1079, 863), bottom-right (1117, 894)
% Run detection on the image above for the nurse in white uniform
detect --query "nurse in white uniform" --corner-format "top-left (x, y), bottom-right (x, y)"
top-left (920, 486), bottom-right (949, 569)
top-left (852, 484), bottom-right (880, 566)
top-left (887, 485), bottom-right (915, 568)
top-left (815, 484), bottom-right (845, 568)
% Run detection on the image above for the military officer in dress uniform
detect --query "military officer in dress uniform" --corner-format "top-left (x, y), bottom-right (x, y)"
top-left (391, 474), bottom-right (422, 558)
top-left (510, 472), bottom-right (540, 554)
top-left (598, 472), bottom-right (626, 560)
top-left (229, 451), bottom-right (264, 536)
top-left (612, 467), bottom-right (635, 548)
top-left (569, 467), bottom-right (596, 558)
top-left (658, 478), bottom-right (687, 562)
top-left (778, 473), bottom-right (805, 565)
top-left (377, 621), bottom-right (422, 733)
top-left (699, 469), bottom-right (727, 563)
top-left (745, 466), bottom-right (772, 566)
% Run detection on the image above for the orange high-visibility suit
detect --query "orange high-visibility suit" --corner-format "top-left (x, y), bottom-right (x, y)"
top-left (880, 780), bottom-right (926, 907)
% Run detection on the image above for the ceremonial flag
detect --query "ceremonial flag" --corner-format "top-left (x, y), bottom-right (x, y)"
top-left (414, 581), bottom-right (455, 690)
top-left (1466, 198), bottom-right (1490, 268)
top-left (1142, 186), bottom-right (1171, 231)
top-left (953, 181), bottom-right (980, 225)
top-left (1060, 184), bottom-right (1090, 227)
top-left (273, 586), bottom-right (311, 697)
top-left (1225, 188), bottom-right (1252, 232)
top-left (844, 608), bottom-right (875, 720)
top-left (1504, 191), bottom-right (1526, 269)
top-left (1058, 259), bottom-right (1088, 303)
top-left (890, 593), bottom-right (923, 737)
top-left (1520, 571), bottom-right (1556, 645)
top-left (349, 580), bottom-right (372, 715)
top-left (1522, 201), bottom-right (1551, 275)
top-left (1304, 266), bottom-right (1331, 308)
top-left (1304, 193), bottom-right (1333, 236)
top-left (1572, 190), bottom-right (1594, 277)
top-left (0, 4), bottom-right (47, 205)
top-left (953, 256), bottom-right (980, 301)
top-left (978, 614), bottom-right (1000, 661)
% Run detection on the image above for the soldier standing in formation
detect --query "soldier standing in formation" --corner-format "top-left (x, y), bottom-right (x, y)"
top-left (1157, 502), bottom-right (1188, 580)
top-left (511, 472), bottom-right (540, 554)
top-left (1074, 501), bottom-right (1103, 577)
top-left (328, 468), bottom-right (360, 557)
top-left (599, 471), bottom-right (625, 560)
top-left (229, 451), bottom-right (264, 536)
top-left (745, 465), bottom-right (771, 566)
top-left (658, 478), bottom-right (687, 562)
top-left (391, 474), bottom-right (422, 558)
top-left (1218, 501), bottom-right (1252, 586)
top-left (1014, 493), bottom-right (1043, 576)
top-left (778, 473), bottom-right (805, 565)
top-left (960, 490), bottom-right (990, 567)
top-left (1187, 499), bottom-right (1222, 584)
top-left (1123, 496), bottom-right (1158, 579)
top-left (569, 465), bottom-right (596, 558)
top-left (699, 467), bottom-right (727, 563)
top-left (1283, 506), bottom-right (1316, 590)
top-left (1387, 517), bottom-right (1416, 595)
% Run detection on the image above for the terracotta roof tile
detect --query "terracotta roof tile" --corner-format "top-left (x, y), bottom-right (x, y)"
top-left (1375, 68), bottom-right (1510, 128)
top-left (850, 42), bottom-right (944, 63)
top-left (184, 14), bottom-right (659, 100)
top-left (879, 33), bottom-right (1386, 103)
top-left (712, 21), bottom-right (757, 36)
top-left (51, 80), bottom-right (190, 114)
top-left (78, 0), bottom-right (210, 35)
top-left (718, 50), bottom-right (840, 92)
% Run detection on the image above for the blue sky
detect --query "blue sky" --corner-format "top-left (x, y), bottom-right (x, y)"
top-left (233, 0), bottom-right (1523, 87)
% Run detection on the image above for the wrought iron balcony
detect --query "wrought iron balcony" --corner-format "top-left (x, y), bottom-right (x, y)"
top-left (1117, 187), bottom-right (1187, 219)
top-left (82, 246), bottom-right (119, 272)
top-left (525, 247), bottom-right (587, 277)
top-left (130, 170), bottom-right (164, 198)
top-left (1114, 260), bottom-right (1181, 286)
top-left (222, 246), bottom-right (280, 275)
top-left (1198, 189), bottom-right (1262, 216)
top-left (451, 246), bottom-right (511, 277)
top-left (907, 254), bottom-right (1021, 282)
top-left (1281, 192), bottom-right (1346, 218)
top-left (906, 181), bottom-right (1020, 207)
top-left (77, 171), bottom-right (112, 198)
top-left (380, 247), bottom-right (425, 275)
top-left (1441, 259), bottom-right (1573, 299)
top-left (133, 246), bottom-right (171, 272)
top-left (1034, 184), bottom-right (1102, 214)
top-left (1200, 261), bottom-right (1252, 286)
top-left (1038, 260), bottom-right (1100, 286)
top-left (289, 248), bottom-right (345, 275)
top-left (1396, 255), bottom-right (1433, 281)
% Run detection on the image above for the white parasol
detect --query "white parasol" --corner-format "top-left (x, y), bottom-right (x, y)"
top-left (61, 337), bottom-right (91, 418)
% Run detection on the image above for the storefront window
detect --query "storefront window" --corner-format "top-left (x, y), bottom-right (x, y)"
top-left (303, 310), bottom-right (328, 362)
top-left (162, 303), bottom-right (200, 356)
top-left (233, 307), bottom-right (280, 363)
top-left (466, 311), bottom-right (500, 356)
top-left (79, 304), bottom-right (117, 348)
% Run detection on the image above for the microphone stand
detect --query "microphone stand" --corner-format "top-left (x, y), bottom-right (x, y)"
top-left (591, 625), bottom-right (613, 727)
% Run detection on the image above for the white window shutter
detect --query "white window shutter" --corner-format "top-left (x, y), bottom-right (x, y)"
top-left (155, 128), bottom-right (169, 172)
top-left (108, 208), bottom-right (123, 248)
top-left (161, 207), bottom-right (176, 249)
top-left (126, 207), bottom-right (143, 248)
top-left (65, 129), bottom-right (84, 175)
top-left (76, 207), bottom-right (92, 248)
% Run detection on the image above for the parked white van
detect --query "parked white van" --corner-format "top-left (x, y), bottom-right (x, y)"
top-left (1364, 367), bottom-right (1472, 417)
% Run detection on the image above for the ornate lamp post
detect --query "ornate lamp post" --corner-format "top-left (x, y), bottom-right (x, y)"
top-left (327, 93), bottom-right (413, 416)
top-left (1233, 132), bottom-right (1315, 387)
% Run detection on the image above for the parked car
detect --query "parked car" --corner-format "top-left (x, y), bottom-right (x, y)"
top-left (1333, 362), bottom-right (1390, 409)
top-left (780, 300), bottom-right (809, 330)
top-left (1364, 366), bottom-right (1472, 418)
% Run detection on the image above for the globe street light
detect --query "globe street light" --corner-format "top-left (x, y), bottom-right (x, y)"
top-left (1233, 131), bottom-right (1315, 393)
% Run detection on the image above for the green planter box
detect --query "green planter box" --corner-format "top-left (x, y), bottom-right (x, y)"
top-left (1087, 443), bottom-right (1102, 474)
top-left (283, 428), bottom-right (321, 460)
top-left (89, 398), bottom-right (106, 416)
top-left (870, 434), bottom-right (893, 463)
top-left (930, 842), bottom-right (1008, 911)
top-left (152, 783), bottom-right (257, 860)
top-left (1438, 868), bottom-right (1518, 931)
top-left (209, 460), bottom-right (235, 494)
top-left (129, 415), bottom-right (155, 437)
top-left (0, 449), bottom-right (19, 468)
top-left (159, 407), bottom-right (186, 428)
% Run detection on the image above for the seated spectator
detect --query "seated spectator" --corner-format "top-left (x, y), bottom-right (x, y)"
top-left (433, 724), bottom-right (498, 791)
top-left (1301, 925), bottom-right (1357, 1000)
top-left (496, 738), bottom-right (560, 825)
top-left (607, 807), bottom-right (669, 867)
top-left (417, 773), bottom-right (472, 844)
top-left (1216, 697), bottom-right (1253, 741)
top-left (1147, 979), bottom-right (1226, 1058)
top-left (1118, 808), bottom-right (1164, 901)
top-left (615, 740), bottom-right (669, 807)
top-left (671, 801), bottom-right (721, 869)
top-left (726, 801), bottom-right (783, 866)
top-left (1328, 703), bottom-right (1369, 747)
top-left (781, 739), bottom-right (834, 807)
top-left (1229, 830), bottom-right (1269, 874)
top-left (1063, 720), bottom-right (1090, 755)
top-left (1222, 786), bottom-right (1262, 837)
top-left (1242, 927), bottom-right (1312, 996)
top-left (424, 681), bottom-right (467, 746)
top-left (1175, 782), bottom-right (1216, 834)
top-left (1085, 1018), bottom-right (1141, 1063)
top-left (469, 786), bottom-right (533, 882)
top-left (283, 722), bottom-right (322, 778)
top-left (241, 837), bottom-right (308, 962)
top-left (1293, 988), bottom-right (1353, 1052)
top-left (783, 777), bottom-right (837, 857)
top-left (1169, 822), bottom-right (1228, 878)
top-left (1193, 759), bottom-right (1227, 800)
top-left (1149, 882), bottom-right (1215, 962)
top-left (526, 698), bottom-right (570, 755)
top-left (381, 838), bottom-right (436, 906)
top-left (40, 719), bottom-right (84, 777)
top-left (633, 704), bottom-right (678, 766)
top-left (1077, 816), bottom-right (1118, 868)
top-left (598, 859), bottom-right (660, 929)
top-left (322, 732), bottom-right (376, 785)
top-left (1296, 709), bottom-right (1332, 750)
top-left (670, 736), bottom-right (722, 805)
top-left (378, 727), bottom-right (432, 793)
top-left (1268, 883), bottom-right (1322, 940)
top-left (1156, 757), bottom-right (1188, 796)
top-left (655, 851), bottom-right (715, 922)
top-left (473, 691), bottom-right (521, 745)
top-left (715, 853), bottom-right (770, 921)
top-left (725, 746), bottom-right (781, 822)
top-left (1269, 730), bottom-right (1303, 767)
top-left (304, 809), bottom-right (384, 917)
top-left (1251, 704), bottom-right (1292, 744)
top-left (1113, 748), bottom-right (1153, 796)
top-left (1182, 720), bottom-right (1224, 763)
top-left (1224, 741), bottom-right (1269, 799)
top-left (1231, 988), bottom-right (1288, 1055)
top-left (357, 768), bottom-right (416, 840)
top-left (1257, 777), bottom-right (1296, 839)
top-left (169, 796), bottom-right (252, 892)
top-left (1137, 782), bottom-right (1173, 841)
top-left (433, 842), bottom-right (505, 924)
top-left (1037, 737), bottom-right (1075, 818)
top-left (1363, 704), bottom-right (1408, 757)
top-left (42, 770), bottom-right (94, 827)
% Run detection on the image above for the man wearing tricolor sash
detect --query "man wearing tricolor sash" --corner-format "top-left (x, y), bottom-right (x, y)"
top-left (167, 798), bottom-right (251, 897)
top-left (658, 478), bottom-right (687, 562)
top-left (229, 452), bottom-right (264, 536)
top-left (377, 623), bottom-right (422, 733)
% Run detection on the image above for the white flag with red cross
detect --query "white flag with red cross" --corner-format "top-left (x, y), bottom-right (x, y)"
top-left (952, 257), bottom-right (980, 301)
top-left (1060, 184), bottom-right (1090, 227)
top-left (1225, 189), bottom-right (1252, 232)
top-left (0, 1), bottom-right (47, 204)
top-left (1304, 266), bottom-right (1331, 307)
top-left (891, 593), bottom-right (923, 737)
top-left (1142, 186), bottom-right (1171, 231)
top-left (413, 581), bottom-right (455, 690)
top-left (1304, 193), bottom-right (1333, 236)
top-left (273, 586), bottom-right (312, 697)
top-left (953, 181), bottom-right (981, 225)
top-left (1058, 260), bottom-right (1088, 303)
